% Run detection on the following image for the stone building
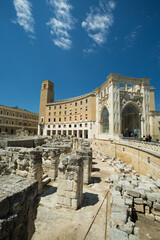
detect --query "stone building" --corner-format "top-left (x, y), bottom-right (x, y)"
top-left (38, 80), bottom-right (96, 138)
top-left (38, 74), bottom-right (160, 140)
top-left (0, 105), bottom-right (38, 135)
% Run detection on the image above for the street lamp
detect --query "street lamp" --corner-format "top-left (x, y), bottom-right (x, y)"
top-left (139, 113), bottom-right (142, 140)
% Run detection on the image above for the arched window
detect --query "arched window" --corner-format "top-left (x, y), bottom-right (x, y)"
top-left (101, 108), bottom-right (109, 133)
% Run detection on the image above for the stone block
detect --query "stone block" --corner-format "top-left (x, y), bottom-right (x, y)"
top-left (153, 202), bottom-right (160, 211)
top-left (145, 213), bottom-right (155, 221)
top-left (110, 228), bottom-right (129, 240)
top-left (134, 198), bottom-right (144, 204)
top-left (155, 179), bottom-right (160, 188)
top-left (129, 234), bottom-right (140, 240)
top-left (111, 212), bottom-right (127, 227)
top-left (134, 204), bottom-right (144, 213)
top-left (120, 220), bottom-right (134, 235)
top-left (155, 215), bottom-right (160, 222)
top-left (145, 206), bottom-right (150, 214)
top-left (134, 227), bottom-right (140, 238)
top-left (147, 193), bottom-right (159, 202)
top-left (126, 189), bottom-right (140, 198)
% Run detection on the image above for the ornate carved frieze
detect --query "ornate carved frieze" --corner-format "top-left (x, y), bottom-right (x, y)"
top-left (120, 92), bottom-right (143, 111)
top-left (99, 95), bottom-right (109, 114)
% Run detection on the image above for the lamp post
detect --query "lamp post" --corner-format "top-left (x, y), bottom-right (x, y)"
top-left (139, 113), bottom-right (142, 141)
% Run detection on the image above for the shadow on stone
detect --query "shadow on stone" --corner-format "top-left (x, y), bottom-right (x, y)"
top-left (41, 185), bottom-right (57, 197)
top-left (91, 177), bottom-right (102, 183)
top-left (92, 161), bottom-right (98, 165)
top-left (82, 192), bottom-right (99, 207)
top-left (92, 167), bottom-right (100, 172)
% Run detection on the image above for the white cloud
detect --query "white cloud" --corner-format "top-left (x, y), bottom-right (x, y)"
top-left (13, 0), bottom-right (35, 38)
top-left (124, 25), bottom-right (142, 48)
top-left (46, 0), bottom-right (75, 50)
top-left (82, 0), bottom-right (116, 49)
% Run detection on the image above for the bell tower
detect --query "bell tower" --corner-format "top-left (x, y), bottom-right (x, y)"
top-left (39, 80), bottom-right (54, 123)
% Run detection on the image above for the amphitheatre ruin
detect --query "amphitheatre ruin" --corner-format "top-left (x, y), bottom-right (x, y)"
top-left (0, 74), bottom-right (160, 240)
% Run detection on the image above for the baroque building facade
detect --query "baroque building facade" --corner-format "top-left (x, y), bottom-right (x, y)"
top-left (38, 73), bottom-right (160, 141)
top-left (0, 105), bottom-right (38, 135)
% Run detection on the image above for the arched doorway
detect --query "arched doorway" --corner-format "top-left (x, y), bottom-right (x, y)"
top-left (121, 104), bottom-right (140, 137)
top-left (101, 107), bottom-right (109, 133)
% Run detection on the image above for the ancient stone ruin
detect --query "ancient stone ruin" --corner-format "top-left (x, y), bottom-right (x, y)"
top-left (57, 154), bottom-right (83, 210)
top-left (0, 135), bottom-right (160, 240)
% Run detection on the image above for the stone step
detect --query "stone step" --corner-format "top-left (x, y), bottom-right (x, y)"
top-left (42, 174), bottom-right (48, 180)
top-left (42, 177), bottom-right (51, 186)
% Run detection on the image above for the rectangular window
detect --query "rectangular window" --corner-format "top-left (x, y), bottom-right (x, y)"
top-left (85, 123), bottom-right (88, 127)
top-left (59, 118), bottom-right (61, 122)
top-left (64, 111), bottom-right (66, 115)
top-left (75, 116), bottom-right (77, 121)
top-left (75, 109), bottom-right (77, 114)
top-left (0, 119), bottom-right (2, 124)
top-left (75, 102), bottom-right (77, 106)
top-left (54, 106), bottom-right (56, 110)
top-left (48, 118), bottom-right (50, 122)
top-left (49, 106), bottom-right (51, 110)
top-left (6, 120), bottom-right (8, 124)
top-left (59, 105), bottom-right (61, 109)
top-left (64, 117), bottom-right (66, 122)
top-left (49, 112), bottom-right (51, 116)
top-left (53, 125), bottom-right (55, 128)
top-left (85, 114), bottom-right (88, 120)
top-left (80, 115), bottom-right (82, 120)
top-left (74, 124), bottom-right (77, 127)
top-left (65, 105), bottom-right (67, 109)
top-left (69, 124), bottom-right (71, 128)
top-left (12, 121), bottom-right (14, 125)
top-left (80, 101), bottom-right (82, 105)
top-left (0, 110), bottom-right (3, 114)
top-left (80, 124), bottom-right (82, 127)
top-left (64, 124), bottom-right (66, 128)
top-left (58, 125), bottom-right (61, 128)
top-left (70, 117), bottom-right (72, 121)
top-left (53, 118), bottom-right (56, 122)
top-left (86, 99), bottom-right (88, 104)
top-left (48, 125), bottom-right (50, 128)
top-left (41, 117), bottom-right (44, 123)
top-left (12, 113), bottom-right (15, 116)
top-left (6, 112), bottom-right (9, 116)
top-left (59, 111), bottom-right (61, 115)
top-left (54, 112), bottom-right (56, 116)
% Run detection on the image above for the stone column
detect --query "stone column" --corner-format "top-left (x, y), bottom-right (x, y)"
top-left (38, 124), bottom-right (40, 135)
top-left (42, 148), bottom-right (60, 180)
top-left (76, 147), bottom-right (92, 184)
top-left (57, 154), bottom-right (83, 210)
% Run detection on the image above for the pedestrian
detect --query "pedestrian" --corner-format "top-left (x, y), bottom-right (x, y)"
top-left (146, 135), bottom-right (149, 142)
top-left (143, 135), bottom-right (146, 141)
top-left (148, 134), bottom-right (152, 142)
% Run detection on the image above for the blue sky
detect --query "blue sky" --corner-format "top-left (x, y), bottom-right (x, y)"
top-left (0, 0), bottom-right (160, 113)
